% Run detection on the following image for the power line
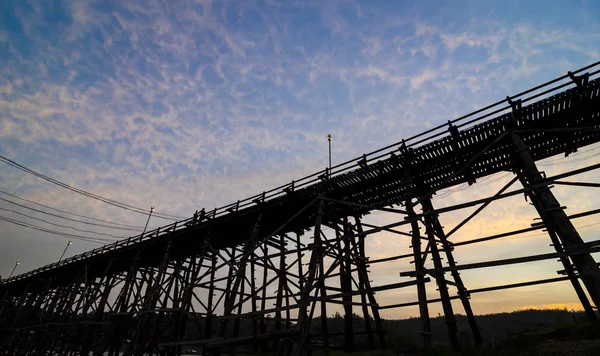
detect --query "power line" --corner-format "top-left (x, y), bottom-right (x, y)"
top-left (538, 145), bottom-right (600, 166)
top-left (0, 207), bottom-right (126, 239)
top-left (0, 189), bottom-right (145, 229)
top-left (0, 215), bottom-right (113, 244)
top-left (0, 155), bottom-right (185, 220)
top-left (434, 173), bottom-right (512, 200)
top-left (0, 197), bottom-right (141, 232)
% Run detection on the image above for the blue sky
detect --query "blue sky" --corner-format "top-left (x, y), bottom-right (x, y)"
top-left (1, 0), bottom-right (600, 317)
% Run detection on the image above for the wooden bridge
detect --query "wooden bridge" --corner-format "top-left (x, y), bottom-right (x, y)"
top-left (1, 62), bottom-right (600, 355)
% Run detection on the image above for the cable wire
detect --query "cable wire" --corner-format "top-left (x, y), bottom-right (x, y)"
top-left (0, 197), bottom-right (141, 232)
top-left (0, 155), bottom-right (185, 220)
top-left (0, 207), bottom-right (125, 239)
top-left (538, 145), bottom-right (600, 166)
top-left (0, 189), bottom-right (144, 229)
top-left (0, 215), bottom-right (113, 244)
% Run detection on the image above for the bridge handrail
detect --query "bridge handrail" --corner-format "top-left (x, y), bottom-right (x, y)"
top-left (2, 62), bottom-right (600, 285)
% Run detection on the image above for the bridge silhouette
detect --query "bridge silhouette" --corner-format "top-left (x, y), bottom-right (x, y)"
top-left (2, 62), bottom-right (600, 355)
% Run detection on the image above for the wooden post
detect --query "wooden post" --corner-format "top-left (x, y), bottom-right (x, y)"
top-left (406, 201), bottom-right (432, 349)
top-left (422, 196), bottom-right (482, 346)
top-left (124, 242), bottom-right (173, 356)
top-left (260, 240), bottom-right (269, 353)
top-left (518, 173), bottom-right (597, 322)
top-left (341, 217), bottom-right (354, 353)
top-left (513, 133), bottom-right (600, 311)
top-left (80, 259), bottom-right (115, 356)
top-left (275, 235), bottom-right (285, 333)
top-left (420, 198), bottom-right (461, 351)
top-left (355, 222), bottom-right (375, 350)
top-left (250, 242), bottom-right (259, 352)
top-left (353, 216), bottom-right (386, 349)
top-left (233, 245), bottom-right (250, 341)
top-left (319, 243), bottom-right (330, 351)
top-left (291, 200), bottom-right (324, 356)
top-left (205, 253), bottom-right (217, 340)
top-left (218, 248), bottom-right (238, 339)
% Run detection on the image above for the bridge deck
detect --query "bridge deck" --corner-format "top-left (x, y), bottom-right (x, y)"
top-left (2, 71), bottom-right (600, 293)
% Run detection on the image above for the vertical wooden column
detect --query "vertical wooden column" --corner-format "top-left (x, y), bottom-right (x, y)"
top-left (22, 285), bottom-right (68, 355)
top-left (422, 197), bottom-right (482, 346)
top-left (319, 238), bottom-right (330, 351)
top-left (259, 240), bottom-right (269, 353)
top-left (355, 224), bottom-right (375, 351)
top-left (124, 241), bottom-right (172, 356)
top-left (274, 234), bottom-right (288, 354)
top-left (106, 252), bottom-right (141, 356)
top-left (80, 259), bottom-right (116, 356)
top-left (50, 272), bottom-right (88, 353)
top-left (353, 216), bottom-right (386, 349)
top-left (232, 245), bottom-right (249, 341)
top-left (222, 213), bottom-right (261, 350)
top-left (296, 232), bottom-right (304, 293)
top-left (513, 133), bottom-right (600, 310)
top-left (406, 201), bottom-right (431, 349)
top-left (218, 248), bottom-right (238, 339)
top-left (169, 249), bottom-right (208, 356)
top-left (340, 217), bottom-right (354, 353)
top-left (420, 197), bottom-right (461, 351)
top-left (520, 174), bottom-right (596, 321)
top-left (291, 200), bottom-right (324, 356)
top-left (250, 242), bottom-right (259, 352)
top-left (275, 235), bottom-right (285, 333)
top-left (205, 252), bottom-right (217, 340)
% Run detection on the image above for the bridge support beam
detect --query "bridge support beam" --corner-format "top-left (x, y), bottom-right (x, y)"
top-left (512, 132), bottom-right (600, 315)
top-left (340, 217), bottom-right (355, 353)
top-left (292, 200), bottom-right (325, 356)
top-left (419, 195), bottom-right (482, 350)
top-left (518, 175), bottom-right (597, 322)
top-left (420, 198), bottom-right (461, 351)
top-left (353, 216), bottom-right (386, 350)
top-left (123, 242), bottom-right (173, 356)
top-left (406, 201), bottom-right (432, 350)
top-left (81, 259), bottom-right (116, 356)
top-left (423, 196), bottom-right (482, 347)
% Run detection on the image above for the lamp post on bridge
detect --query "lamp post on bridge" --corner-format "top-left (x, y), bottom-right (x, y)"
top-left (142, 206), bottom-right (155, 236)
top-left (327, 134), bottom-right (332, 178)
top-left (59, 241), bottom-right (72, 262)
top-left (8, 261), bottom-right (19, 279)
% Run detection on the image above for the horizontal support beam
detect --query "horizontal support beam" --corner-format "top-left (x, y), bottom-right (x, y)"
top-left (400, 244), bottom-right (600, 277)
top-left (318, 279), bottom-right (430, 299)
top-left (361, 222), bottom-right (428, 241)
top-left (378, 276), bottom-right (573, 310)
top-left (557, 262), bottom-right (600, 275)
top-left (308, 297), bottom-right (376, 307)
top-left (552, 181), bottom-right (600, 188)
top-left (454, 208), bottom-right (600, 246)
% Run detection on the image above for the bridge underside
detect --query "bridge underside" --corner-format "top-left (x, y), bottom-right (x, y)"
top-left (2, 66), bottom-right (600, 355)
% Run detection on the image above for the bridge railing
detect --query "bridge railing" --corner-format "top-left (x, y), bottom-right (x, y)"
top-left (2, 218), bottom-right (197, 284)
top-left (3, 62), bottom-right (600, 285)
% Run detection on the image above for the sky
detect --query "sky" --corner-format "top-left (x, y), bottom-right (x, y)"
top-left (1, 0), bottom-right (600, 319)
